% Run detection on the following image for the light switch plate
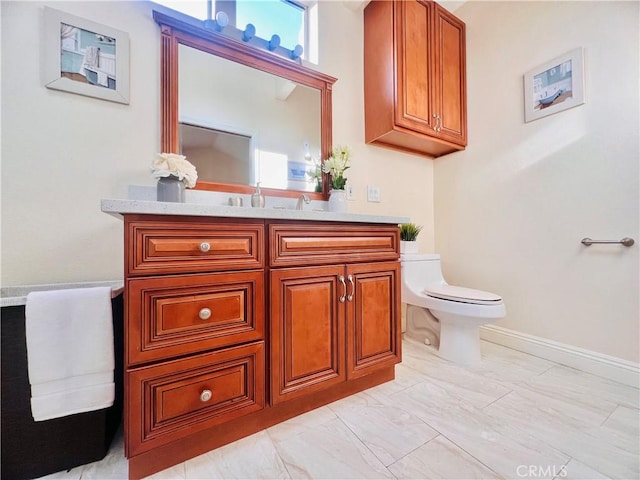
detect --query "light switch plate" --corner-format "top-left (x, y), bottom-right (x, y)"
top-left (346, 185), bottom-right (355, 200)
top-left (367, 185), bottom-right (381, 202)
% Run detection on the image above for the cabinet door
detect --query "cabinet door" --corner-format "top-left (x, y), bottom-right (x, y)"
top-left (432, 3), bottom-right (467, 146)
top-left (346, 262), bottom-right (401, 379)
top-left (270, 265), bottom-right (346, 404)
top-left (395, 0), bottom-right (437, 135)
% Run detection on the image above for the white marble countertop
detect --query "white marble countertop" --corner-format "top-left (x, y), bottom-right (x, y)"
top-left (101, 198), bottom-right (410, 225)
top-left (1, 281), bottom-right (124, 307)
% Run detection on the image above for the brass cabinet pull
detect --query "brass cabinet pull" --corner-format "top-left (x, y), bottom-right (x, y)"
top-left (339, 276), bottom-right (346, 303)
top-left (432, 114), bottom-right (441, 132)
top-left (199, 242), bottom-right (211, 252)
top-left (347, 274), bottom-right (355, 302)
top-left (198, 308), bottom-right (212, 320)
top-left (200, 389), bottom-right (212, 402)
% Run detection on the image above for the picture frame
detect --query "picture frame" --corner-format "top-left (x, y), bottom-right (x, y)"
top-left (523, 47), bottom-right (584, 123)
top-left (287, 161), bottom-right (309, 182)
top-left (43, 7), bottom-right (130, 104)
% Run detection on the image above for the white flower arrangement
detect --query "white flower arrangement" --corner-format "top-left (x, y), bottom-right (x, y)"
top-left (151, 153), bottom-right (198, 188)
top-left (322, 145), bottom-right (351, 190)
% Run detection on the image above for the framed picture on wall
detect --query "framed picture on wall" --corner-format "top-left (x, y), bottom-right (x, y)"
top-left (43, 7), bottom-right (130, 104)
top-left (523, 47), bottom-right (585, 123)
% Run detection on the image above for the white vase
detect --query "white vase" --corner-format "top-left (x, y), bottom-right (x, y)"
top-left (400, 240), bottom-right (419, 254)
top-left (328, 189), bottom-right (347, 213)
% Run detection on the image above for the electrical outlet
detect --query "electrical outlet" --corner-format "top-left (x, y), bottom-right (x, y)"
top-left (367, 185), bottom-right (381, 203)
top-left (346, 184), bottom-right (355, 200)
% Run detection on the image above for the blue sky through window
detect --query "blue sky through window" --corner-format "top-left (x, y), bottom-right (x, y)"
top-left (236, 1), bottom-right (304, 50)
top-left (153, 0), bottom-right (305, 51)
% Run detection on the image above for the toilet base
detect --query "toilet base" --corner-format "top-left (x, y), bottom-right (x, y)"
top-left (438, 320), bottom-right (481, 366)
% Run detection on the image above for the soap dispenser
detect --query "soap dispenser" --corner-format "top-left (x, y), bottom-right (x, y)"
top-left (251, 182), bottom-right (265, 208)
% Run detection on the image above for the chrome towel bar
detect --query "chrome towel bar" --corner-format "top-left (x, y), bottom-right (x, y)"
top-left (581, 237), bottom-right (635, 247)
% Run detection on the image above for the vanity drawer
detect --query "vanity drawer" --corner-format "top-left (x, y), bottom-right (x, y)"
top-left (269, 223), bottom-right (399, 267)
top-left (126, 216), bottom-right (264, 276)
top-left (126, 341), bottom-right (265, 456)
top-left (127, 271), bottom-right (264, 365)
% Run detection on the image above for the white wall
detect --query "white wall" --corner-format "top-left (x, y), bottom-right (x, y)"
top-left (1, 1), bottom-right (435, 286)
top-left (2, 1), bottom-right (160, 286)
top-left (435, 1), bottom-right (639, 362)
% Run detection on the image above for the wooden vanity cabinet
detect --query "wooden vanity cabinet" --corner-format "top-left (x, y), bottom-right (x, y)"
top-left (269, 223), bottom-right (401, 404)
top-left (122, 215), bottom-right (401, 478)
top-left (123, 215), bottom-right (266, 459)
top-left (364, 0), bottom-right (467, 158)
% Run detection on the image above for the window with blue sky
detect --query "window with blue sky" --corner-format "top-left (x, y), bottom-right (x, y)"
top-left (153, 0), bottom-right (307, 56)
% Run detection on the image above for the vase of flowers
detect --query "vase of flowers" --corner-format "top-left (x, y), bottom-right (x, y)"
top-left (151, 153), bottom-right (198, 203)
top-left (323, 145), bottom-right (351, 213)
top-left (308, 158), bottom-right (323, 193)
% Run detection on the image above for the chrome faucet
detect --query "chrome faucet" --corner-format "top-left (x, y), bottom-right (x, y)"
top-left (296, 194), bottom-right (311, 210)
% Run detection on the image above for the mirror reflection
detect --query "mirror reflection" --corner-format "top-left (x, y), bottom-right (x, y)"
top-left (178, 44), bottom-right (322, 192)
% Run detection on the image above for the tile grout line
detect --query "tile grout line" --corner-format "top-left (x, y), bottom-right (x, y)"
top-left (598, 403), bottom-right (619, 427)
top-left (264, 428), bottom-right (295, 480)
top-left (481, 388), bottom-right (515, 411)
top-left (435, 432), bottom-right (507, 480)
top-left (331, 407), bottom-right (398, 478)
top-left (552, 457), bottom-right (573, 480)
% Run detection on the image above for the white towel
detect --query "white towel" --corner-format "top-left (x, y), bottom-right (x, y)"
top-left (25, 287), bottom-right (115, 421)
top-left (96, 71), bottom-right (108, 87)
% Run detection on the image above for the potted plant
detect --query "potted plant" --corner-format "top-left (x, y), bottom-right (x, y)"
top-left (399, 223), bottom-right (422, 254)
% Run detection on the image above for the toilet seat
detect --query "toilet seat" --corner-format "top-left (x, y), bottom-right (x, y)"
top-left (424, 284), bottom-right (502, 305)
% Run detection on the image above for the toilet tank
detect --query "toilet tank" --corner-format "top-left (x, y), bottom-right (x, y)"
top-left (400, 254), bottom-right (445, 289)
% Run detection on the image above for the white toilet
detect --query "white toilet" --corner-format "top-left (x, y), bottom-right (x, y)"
top-left (401, 253), bottom-right (506, 365)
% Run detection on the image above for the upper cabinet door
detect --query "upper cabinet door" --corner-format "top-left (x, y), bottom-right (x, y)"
top-left (364, 0), bottom-right (467, 158)
top-left (395, 0), bottom-right (436, 134)
top-left (432, 3), bottom-right (467, 146)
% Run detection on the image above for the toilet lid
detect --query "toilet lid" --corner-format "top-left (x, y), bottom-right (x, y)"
top-left (424, 284), bottom-right (502, 305)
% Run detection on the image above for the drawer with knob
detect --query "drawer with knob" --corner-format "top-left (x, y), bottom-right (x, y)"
top-left (126, 341), bottom-right (265, 456)
top-left (127, 271), bottom-right (264, 365)
top-left (125, 216), bottom-right (264, 276)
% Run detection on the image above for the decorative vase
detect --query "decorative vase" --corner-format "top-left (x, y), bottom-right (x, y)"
top-left (400, 240), bottom-right (419, 254)
top-left (328, 189), bottom-right (347, 213)
top-left (157, 175), bottom-right (185, 203)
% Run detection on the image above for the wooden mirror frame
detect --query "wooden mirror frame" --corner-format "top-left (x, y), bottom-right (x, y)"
top-left (154, 10), bottom-right (337, 200)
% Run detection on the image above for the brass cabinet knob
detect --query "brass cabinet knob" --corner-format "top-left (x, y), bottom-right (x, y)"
top-left (200, 389), bottom-right (212, 402)
top-left (199, 242), bottom-right (211, 252)
top-left (198, 308), bottom-right (212, 320)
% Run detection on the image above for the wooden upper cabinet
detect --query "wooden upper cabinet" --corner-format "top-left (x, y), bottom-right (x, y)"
top-left (364, 0), bottom-right (467, 158)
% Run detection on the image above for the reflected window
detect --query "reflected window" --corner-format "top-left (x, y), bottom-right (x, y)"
top-left (257, 150), bottom-right (288, 190)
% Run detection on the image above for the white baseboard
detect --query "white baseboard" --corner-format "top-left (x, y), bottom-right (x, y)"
top-left (480, 325), bottom-right (640, 389)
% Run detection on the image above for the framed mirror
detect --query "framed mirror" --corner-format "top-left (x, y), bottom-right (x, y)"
top-left (154, 10), bottom-right (337, 199)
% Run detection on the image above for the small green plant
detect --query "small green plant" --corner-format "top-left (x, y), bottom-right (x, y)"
top-left (400, 223), bottom-right (423, 241)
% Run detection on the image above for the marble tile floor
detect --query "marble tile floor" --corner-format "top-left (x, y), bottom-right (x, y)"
top-left (38, 338), bottom-right (639, 480)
